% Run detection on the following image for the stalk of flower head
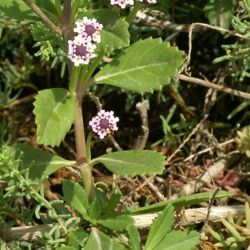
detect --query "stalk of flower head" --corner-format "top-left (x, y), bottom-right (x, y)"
top-left (67, 17), bottom-right (103, 202)
top-left (68, 17), bottom-right (120, 202)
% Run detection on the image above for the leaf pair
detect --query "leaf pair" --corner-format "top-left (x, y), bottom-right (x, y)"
top-left (19, 144), bottom-right (165, 179)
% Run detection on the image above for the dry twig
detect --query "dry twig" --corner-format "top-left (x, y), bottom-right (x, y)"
top-left (133, 205), bottom-right (245, 228)
top-left (140, 176), bottom-right (165, 201)
top-left (183, 139), bottom-right (235, 162)
top-left (178, 74), bottom-right (250, 100)
top-left (134, 100), bottom-right (149, 150)
top-left (166, 116), bottom-right (208, 165)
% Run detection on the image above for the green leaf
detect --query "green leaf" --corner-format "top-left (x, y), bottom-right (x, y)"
top-left (56, 247), bottom-right (76, 250)
top-left (0, 0), bottom-right (57, 22)
top-left (0, 0), bottom-right (37, 22)
top-left (87, 189), bottom-right (107, 219)
top-left (92, 150), bottom-right (165, 176)
top-left (68, 229), bottom-right (89, 248)
top-left (34, 0), bottom-right (57, 21)
top-left (63, 180), bottom-right (89, 218)
top-left (145, 204), bottom-right (174, 250)
top-left (100, 18), bottom-right (130, 54)
top-left (33, 88), bottom-right (75, 147)
top-left (103, 193), bottom-right (121, 214)
top-left (17, 144), bottom-right (74, 179)
top-left (127, 225), bottom-right (141, 250)
top-left (87, 198), bottom-right (103, 220)
top-left (98, 212), bottom-right (134, 231)
top-left (130, 191), bottom-right (233, 214)
top-left (95, 38), bottom-right (184, 94)
top-left (204, 0), bottom-right (234, 29)
top-left (32, 22), bottom-right (64, 46)
top-left (84, 228), bottom-right (127, 250)
top-left (154, 230), bottom-right (200, 250)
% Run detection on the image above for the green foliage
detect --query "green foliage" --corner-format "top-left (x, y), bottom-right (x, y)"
top-left (0, 145), bottom-right (32, 226)
top-left (67, 229), bottom-right (89, 248)
top-left (98, 212), bottom-right (134, 231)
top-left (63, 180), bottom-right (134, 231)
top-left (0, 0), bottom-right (57, 22)
top-left (95, 38), bottom-right (184, 94)
top-left (0, 145), bottom-right (75, 248)
top-left (213, 1), bottom-right (250, 82)
top-left (17, 144), bottom-right (75, 180)
top-left (34, 0), bottom-right (57, 21)
top-left (92, 150), bottom-right (165, 176)
top-left (33, 88), bottom-right (76, 147)
top-left (100, 17), bottom-right (130, 54)
top-left (92, 10), bottom-right (130, 54)
top-left (130, 191), bottom-right (232, 214)
top-left (204, 0), bottom-right (234, 29)
top-left (0, 0), bottom-right (37, 22)
top-left (0, 59), bottom-right (36, 107)
top-left (144, 204), bottom-right (199, 250)
top-left (145, 204), bottom-right (174, 249)
top-left (236, 126), bottom-right (250, 157)
top-left (127, 225), bottom-right (141, 250)
top-left (0, 144), bottom-right (21, 175)
top-left (31, 21), bottom-right (67, 77)
top-left (31, 22), bottom-right (65, 62)
top-left (153, 230), bottom-right (200, 250)
top-left (63, 180), bottom-right (89, 217)
top-left (84, 228), bottom-right (127, 250)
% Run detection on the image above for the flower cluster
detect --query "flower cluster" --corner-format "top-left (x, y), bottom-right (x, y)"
top-left (89, 110), bottom-right (119, 139)
top-left (110, 0), bottom-right (157, 9)
top-left (68, 17), bottom-right (103, 66)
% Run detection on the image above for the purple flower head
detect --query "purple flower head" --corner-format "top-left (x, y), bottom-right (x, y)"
top-left (68, 35), bottom-right (96, 66)
top-left (68, 17), bottom-right (103, 66)
top-left (74, 17), bottom-right (103, 44)
top-left (89, 110), bottom-right (119, 139)
top-left (110, 0), bottom-right (135, 9)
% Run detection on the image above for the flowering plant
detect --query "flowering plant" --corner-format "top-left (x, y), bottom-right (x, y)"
top-left (0, 0), bottom-right (204, 248)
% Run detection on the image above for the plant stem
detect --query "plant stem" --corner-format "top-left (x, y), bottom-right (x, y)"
top-left (65, 0), bottom-right (95, 201)
top-left (63, 0), bottom-right (72, 41)
top-left (69, 66), bottom-right (81, 94)
top-left (79, 164), bottom-right (95, 202)
top-left (74, 85), bottom-right (96, 202)
top-left (23, 0), bottom-right (62, 35)
top-left (74, 87), bottom-right (86, 162)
